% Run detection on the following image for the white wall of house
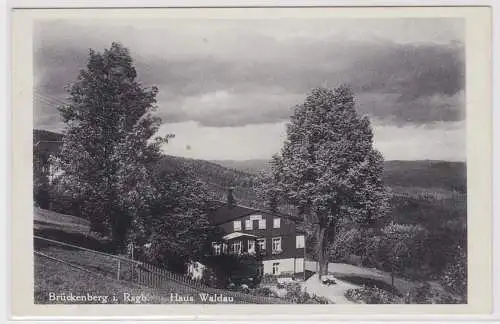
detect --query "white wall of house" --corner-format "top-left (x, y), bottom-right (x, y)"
top-left (262, 258), bottom-right (304, 275)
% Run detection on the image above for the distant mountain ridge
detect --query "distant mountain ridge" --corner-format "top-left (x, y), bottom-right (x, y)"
top-left (211, 159), bottom-right (466, 193)
top-left (33, 129), bottom-right (467, 196)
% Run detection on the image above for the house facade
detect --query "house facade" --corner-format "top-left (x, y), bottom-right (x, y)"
top-left (209, 191), bottom-right (306, 276)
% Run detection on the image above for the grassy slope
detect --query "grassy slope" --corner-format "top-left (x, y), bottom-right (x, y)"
top-left (33, 208), bottom-right (180, 304)
top-left (34, 254), bottom-right (167, 304)
top-left (34, 245), bottom-right (210, 304)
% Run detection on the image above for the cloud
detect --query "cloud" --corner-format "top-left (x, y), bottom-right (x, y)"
top-left (33, 18), bottom-right (465, 130)
top-left (157, 87), bottom-right (303, 127)
top-left (356, 90), bottom-right (465, 125)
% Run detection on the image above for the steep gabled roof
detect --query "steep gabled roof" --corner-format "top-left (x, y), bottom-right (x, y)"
top-left (209, 203), bottom-right (257, 225)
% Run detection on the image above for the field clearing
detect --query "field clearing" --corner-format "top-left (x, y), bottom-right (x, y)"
top-left (34, 208), bottom-right (91, 235)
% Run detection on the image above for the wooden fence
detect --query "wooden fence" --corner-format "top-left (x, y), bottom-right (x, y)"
top-left (34, 235), bottom-right (288, 304)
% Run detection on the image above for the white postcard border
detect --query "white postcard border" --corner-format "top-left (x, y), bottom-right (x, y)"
top-left (7, 3), bottom-right (495, 321)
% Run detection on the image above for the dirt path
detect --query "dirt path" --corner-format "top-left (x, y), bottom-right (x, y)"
top-left (300, 274), bottom-right (360, 304)
top-left (304, 261), bottom-right (417, 295)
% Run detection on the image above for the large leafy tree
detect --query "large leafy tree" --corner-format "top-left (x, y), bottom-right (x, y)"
top-left (266, 86), bottom-right (389, 279)
top-left (53, 42), bottom-right (168, 250)
top-left (140, 162), bottom-right (217, 273)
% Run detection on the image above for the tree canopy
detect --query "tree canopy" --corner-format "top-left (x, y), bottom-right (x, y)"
top-left (264, 86), bottom-right (389, 278)
top-left (52, 42), bottom-right (170, 250)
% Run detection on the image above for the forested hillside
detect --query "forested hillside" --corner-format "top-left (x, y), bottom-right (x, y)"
top-left (212, 159), bottom-right (466, 194)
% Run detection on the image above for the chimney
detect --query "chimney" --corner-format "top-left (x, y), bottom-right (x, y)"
top-left (227, 187), bottom-right (235, 208)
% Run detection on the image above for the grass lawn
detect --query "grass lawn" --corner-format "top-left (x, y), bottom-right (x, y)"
top-left (34, 254), bottom-right (169, 304)
top-left (34, 207), bottom-right (91, 235)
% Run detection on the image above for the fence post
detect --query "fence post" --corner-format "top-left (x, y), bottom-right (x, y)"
top-left (151, 265), bottom-right (154, 288)
top-left (148, 264), bottom-right (152, 286)
top-left (147, 264), bottom-right (150, 286)
top-left (153, 266), bottom-right (156, 288)
top-left (117, 259), bottom-right (121, 280)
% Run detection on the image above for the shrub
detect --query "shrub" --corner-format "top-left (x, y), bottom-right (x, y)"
top-left (249, 287), bottom-right (279, 298)
top-left (439, 245), bottom-right (467, 300)
top-left (282, 282), bottom-right (331, 304)
top-left (405, 282), bottom-right (464, 304)
top-left (310, 295), bottom-right (331, 304)
top-left (336, 275), bottom-right (400, 296)
top-left (261, 273), bottom-right (278, 284)
top-left (405, 282), bottom-right (433, 304)
top-left (201, 267), bottom-right (219, 288)
top-left (345, 286), bottom-right (404, 304)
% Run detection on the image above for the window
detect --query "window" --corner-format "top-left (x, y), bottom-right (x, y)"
top-left (257, 238), bottom-right (266, 251)
top-left (231, 240), bottom-right (242, 254)
top-left (212, 242), bottom-right (221, 256)
top-left (272, 262), bottom-right (280, 275)
top-left (233, 220), bottom-right (242, 231)
top-left (296, 235), bottom-right (305, 249)
top-left (272, 237), bottom-right (282, 254)
top-left (248, 240), bottom-right (255, 254)
top-left (273, 218), bottom-right (281, 228)
top-left (222, 243), bottom-right (228, 254)
top-left (245, 219), bottom-right (253, 230)
top-left (258, 219), bottom-right (266, 229)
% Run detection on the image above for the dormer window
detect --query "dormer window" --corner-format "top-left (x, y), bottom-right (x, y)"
top-left (273, 218), bottom-right (281, 228)
top-left (233, 220), bottom-right (242, 231)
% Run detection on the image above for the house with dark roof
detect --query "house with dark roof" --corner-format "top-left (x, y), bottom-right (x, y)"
top-left (209, 189), bottom-right (306, 276)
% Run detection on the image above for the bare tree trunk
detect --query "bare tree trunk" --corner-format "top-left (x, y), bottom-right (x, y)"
top-left (318, 227), bottom-right (326, 281)
top-left (391, 270), bottom-right (395, 292)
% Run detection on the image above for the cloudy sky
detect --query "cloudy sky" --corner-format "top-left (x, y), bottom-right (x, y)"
top-left (34, 18), bottom-right (465, 161)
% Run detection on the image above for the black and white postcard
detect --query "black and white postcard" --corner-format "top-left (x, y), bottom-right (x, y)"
top-left (9, 5), bottom-right (493, 320)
